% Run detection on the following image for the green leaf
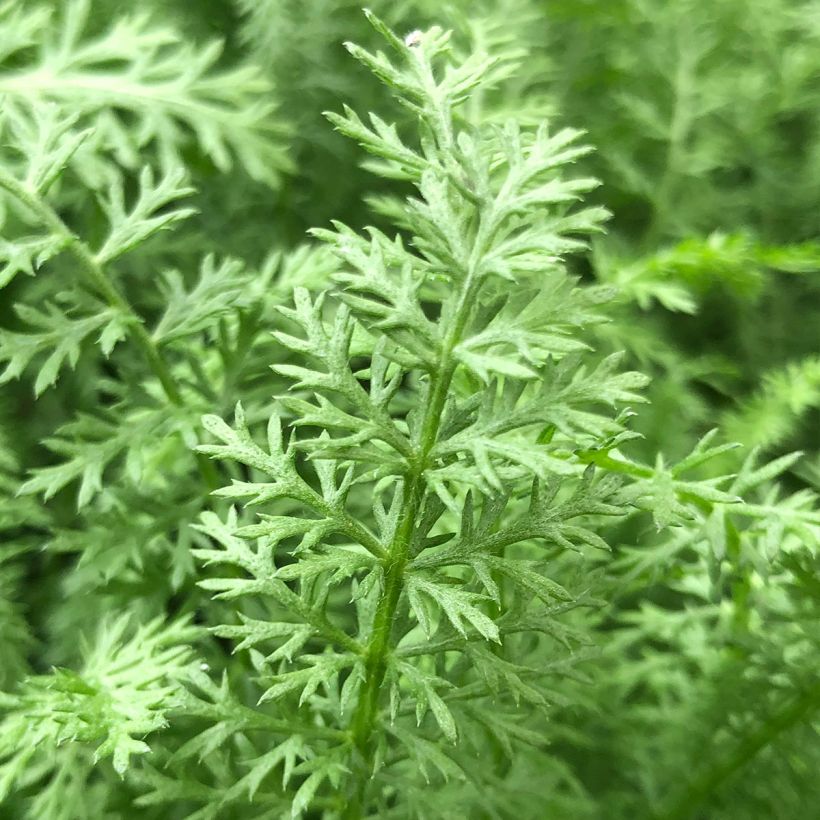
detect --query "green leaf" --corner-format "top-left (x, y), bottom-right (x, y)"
top-left (18, 413), bottom-right (133, 506)
top-left (95, 166), bottom-right (195, 264)
top-left (0, 302), bottom-right (118, 395)
top-left (258, 654), bottom-right (354, 706)
top-left (0, 615), bottom-right (196, 790)
top-left (407, 575), bottom-right (499, 643)
top-left (0, 233), bottom-right (67, 288)
top-left (474, 556), bottom-right (573, 605)
top-left (153, 256), bottom-right (249, 344)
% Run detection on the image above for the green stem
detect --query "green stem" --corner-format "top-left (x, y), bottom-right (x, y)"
top-left (661, 686), bottom-right (820, 820)
top-left (343, 252), bottom-right (485, 817)
top-left (0, 170), bottom-right (219, 487)
top-left (347, 361), bottom-right (455, 743)
top-left (341, 46), bottom-right (492, 815)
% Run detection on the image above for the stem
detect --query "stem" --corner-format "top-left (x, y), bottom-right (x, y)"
top-left (343, 243), bottom-right (487, 818)
top-left (340, 44), bottom-right (495, 815)
top-left (347, 361), bottom-right (455, 742)
top-left (0, 170), bottom-right (219, 486)
top-left (661, 686), bottom-right (820, 820)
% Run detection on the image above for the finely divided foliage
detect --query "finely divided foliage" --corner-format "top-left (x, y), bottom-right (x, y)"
top-left (0, 0), bottom-right (288, 188)
top-left (191, 16), bottom-right (641, 814)
top-left (0, 4), bottom-right (818, 820)
top-left (183, 14), bottom-right (749, 816)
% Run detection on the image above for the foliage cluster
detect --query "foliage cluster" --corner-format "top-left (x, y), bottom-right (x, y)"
top-left (0, 2), bottom-right (818, 818)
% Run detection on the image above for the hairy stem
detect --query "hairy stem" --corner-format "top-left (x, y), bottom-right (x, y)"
top-left (344, 241), bottom-right (488, 816)
top-left (339, 41), bottom-right (501, 816)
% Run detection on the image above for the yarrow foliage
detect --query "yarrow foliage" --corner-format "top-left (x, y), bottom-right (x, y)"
top-left (184, 13), bottom-right (757, 816)
top-left (0, 4), bottom-right (817, 820)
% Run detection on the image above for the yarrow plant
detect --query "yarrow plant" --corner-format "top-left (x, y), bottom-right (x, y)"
top-left (0, 4), bottom-right (818, 820)
top-left (190, 14), bottom-right (648, 814)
